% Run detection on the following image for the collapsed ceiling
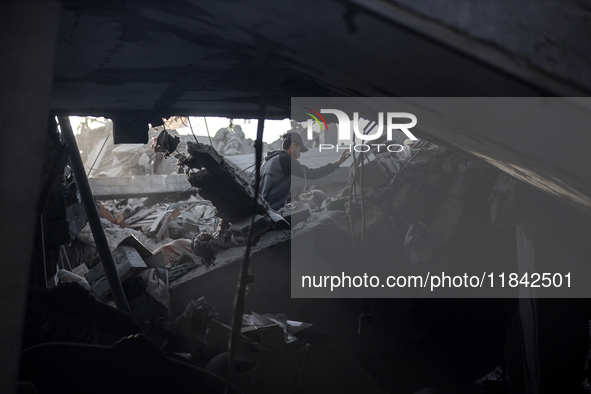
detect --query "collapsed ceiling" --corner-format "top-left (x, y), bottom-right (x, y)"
top-left (53, 0), bottom-right (590, 120)
top-left (51, 0), bottom-right (591, 214)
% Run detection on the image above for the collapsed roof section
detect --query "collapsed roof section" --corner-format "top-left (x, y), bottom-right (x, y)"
top-left (51, 1), bottom-right (591, 215)
top-left (53, 0), bottom-right (591, 143)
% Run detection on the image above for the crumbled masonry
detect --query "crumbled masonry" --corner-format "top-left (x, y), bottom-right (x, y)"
top-left (33, 131), bottom-right (591, 394)
top-left (178, 141), bottom-right (271, 221)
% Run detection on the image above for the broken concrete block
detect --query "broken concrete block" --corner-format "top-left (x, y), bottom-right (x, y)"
top-left (182, 212), bottom-right (200, 224)
top-left (289, 203), bottom-right (312, 226)
top-left (211, 126), bottom-right (256, 156)
top-left (298, 189), bottom-right (326, 209)
top-left (191, 235), bottom-right (216, 266)
top-left (167, 220), bottom-right (196, 240)
top-left (109, 245), bottom-right (148, 277)
top-left (87, 245), bottom-right (147, 299)
top-left (278, 202), bottom-right (312, 226)
top-left (144, 251), bottom-right (166, 269)
top-left (118, 235), bottom-right (153, 259)
top-left (181, 213), bottom-right (200, 233)
top-left (178, 141), bottom-right (271, 222)
top-left (138, 268), bottom-right (171, 310)
top-left (230, 214), bottom-right (269, 244)
top-left (71, 263), bottom-right (89, 278)
top-left (327, 197), bottom-right (348, 212)
top-left (208, 239), bottom-right (233, 253)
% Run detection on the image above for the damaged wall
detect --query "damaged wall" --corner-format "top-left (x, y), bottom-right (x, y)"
top-left (0, 2), bottom-right (62, 393)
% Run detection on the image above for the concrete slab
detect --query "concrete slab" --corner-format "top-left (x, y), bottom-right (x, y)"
top-left (88, 175), bottom-right (192, 199)
top-left (169, 230), bottom-right (291, 321)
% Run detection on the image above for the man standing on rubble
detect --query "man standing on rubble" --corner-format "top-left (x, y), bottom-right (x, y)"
top-left (259, 131), bottom-right (350, 210)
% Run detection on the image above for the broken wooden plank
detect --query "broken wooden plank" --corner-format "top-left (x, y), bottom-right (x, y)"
top-left (130, 221), bottom-right (152, 227)
top-left (155, 209), bottom-right (181, 242)
top-left (131, 215), bottom-right (160, 226)
top-left (125, 208), bottom-right (156, 225)
top-left (149, 211), bottom-right (168, 234)
top-left (230, 214), bottom-right (269, 244)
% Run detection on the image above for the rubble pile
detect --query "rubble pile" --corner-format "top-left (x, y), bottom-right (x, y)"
top-left (212, 125), bottom-right (282, 156)
top-left (76, 120), bottom-right (282, 179)
top-left (46, 136), bottom-right (297, 327)
top-left (46, 125), bottom-right (504, 394)
top-left (48, 135), bottom-right (295, 314)
top-left (33, 117), bottom-right (591, 393)
top-left (81, 197), bottom-right (216, 249)
top-left (211, 125), bottom-right (253, 156)
top-left (31, 189), bottom-right (224, 329)
top-left (58, 131), bottom-right (487, 312)
top-left (38, 200), bottom-right (319, 393)
top-left (290, 138), bottom-right (506, 276)
top-left (285, 139), bottom-right (421, 226)
top-left (34, 128), bottom-right (515, 393)
top-left (76, 121), bottom-right (191, 177)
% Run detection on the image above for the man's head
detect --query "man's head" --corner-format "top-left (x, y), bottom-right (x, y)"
top-left (282, 131), bottom-right (308, 160)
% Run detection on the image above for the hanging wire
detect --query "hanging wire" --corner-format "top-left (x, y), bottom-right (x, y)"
top-left (186, 117), bottom-right (199, 143)
top-left (203, 117), bottom-right (213, 146)
top-left (358, 120), bottom-right (378, 264)
top-left (227, 54), bottom-right (269, 384)
top-left (40, 214), bottom-right (48, 287)
top-left (348, 120), bottom-right (378, 266)
top-left (348, 137), bottom-right (360, 264)
top-left (239, 162), bottom-right (257, 180)
top-left (87, 131), bottom-right (111, 177)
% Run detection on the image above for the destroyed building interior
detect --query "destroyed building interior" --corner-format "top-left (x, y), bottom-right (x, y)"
top-left (2, 1), bottom-right (591, 393)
